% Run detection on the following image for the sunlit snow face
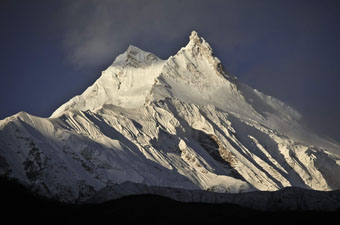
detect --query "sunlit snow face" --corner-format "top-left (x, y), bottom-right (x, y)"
top-left (1, 0), bottom-right (340, 142)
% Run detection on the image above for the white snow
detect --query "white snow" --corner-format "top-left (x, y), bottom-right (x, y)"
top-left (51, 45), bottom-right (166, 117)
top-left (1, 31), bottom-right (340, 202)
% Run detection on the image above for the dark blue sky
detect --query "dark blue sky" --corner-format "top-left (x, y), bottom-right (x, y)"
top-left (1, 0), bottom-right (339, 141)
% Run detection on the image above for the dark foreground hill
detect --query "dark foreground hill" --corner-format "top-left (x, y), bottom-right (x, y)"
top-left (1, 177), bottom-right (339, 224)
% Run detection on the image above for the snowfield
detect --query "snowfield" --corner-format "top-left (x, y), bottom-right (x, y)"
top-left (0, 31), bottom-right (340, 204)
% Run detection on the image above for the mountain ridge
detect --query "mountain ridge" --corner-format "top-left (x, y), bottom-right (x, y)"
top-left (0, 31), bottom-right (340, 204)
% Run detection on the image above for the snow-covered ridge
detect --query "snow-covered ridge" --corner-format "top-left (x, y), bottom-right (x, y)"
top-left (51, 45), bottom-right (166, 117)
top-left (112, 45), bottom-right (161, 67)
top-left (52, 31), bottom-right (299, 127)
top-left (0, 31), bottom-right (339, 203)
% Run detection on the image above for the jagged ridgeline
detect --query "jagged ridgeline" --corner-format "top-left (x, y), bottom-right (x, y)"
top-left (1, 31), bottom-right (340, 205)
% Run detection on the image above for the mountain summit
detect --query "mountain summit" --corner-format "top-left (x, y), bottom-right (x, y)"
top-left (1, 31), bottom-right (340, 203)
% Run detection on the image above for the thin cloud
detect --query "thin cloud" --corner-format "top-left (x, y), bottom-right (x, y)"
top-left (54, 0), bottom-right (340, 141)
top-left (57, 0), bottom-right (252, 68)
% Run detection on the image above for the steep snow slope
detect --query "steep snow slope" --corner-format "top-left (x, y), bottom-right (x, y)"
top-left (1, 31), bottom-right (340, 202)
top-left (52, 45), bottom-right (166, 117)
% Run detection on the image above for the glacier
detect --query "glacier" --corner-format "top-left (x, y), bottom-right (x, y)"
top-left (0, 31), bottom-right (340, 204)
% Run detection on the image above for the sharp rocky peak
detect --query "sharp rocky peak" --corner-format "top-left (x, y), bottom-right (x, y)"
top-left (184, 31), bottom-right (212, 54)
top-left (189, 30), bottom-right (202, 44)
top-left (181, 31), bottom-right (231, 80)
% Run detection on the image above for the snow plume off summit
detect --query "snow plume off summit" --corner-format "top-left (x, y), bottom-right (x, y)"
top-left (0, 31), bottom-right (340, 206)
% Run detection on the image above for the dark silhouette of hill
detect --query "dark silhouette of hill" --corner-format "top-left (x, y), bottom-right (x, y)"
top-left (0, 176), bottom-right (339, 224)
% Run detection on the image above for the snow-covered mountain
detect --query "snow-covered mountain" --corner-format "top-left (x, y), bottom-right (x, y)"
top-left (1, 31), bottom-right (340, 203)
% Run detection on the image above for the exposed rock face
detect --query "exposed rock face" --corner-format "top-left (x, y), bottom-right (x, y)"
top-left (0, 31), bottom-right (339, 204)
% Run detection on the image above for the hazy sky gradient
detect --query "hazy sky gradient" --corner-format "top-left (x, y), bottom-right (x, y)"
top-left (1, 0), bottom-right (339, 141)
